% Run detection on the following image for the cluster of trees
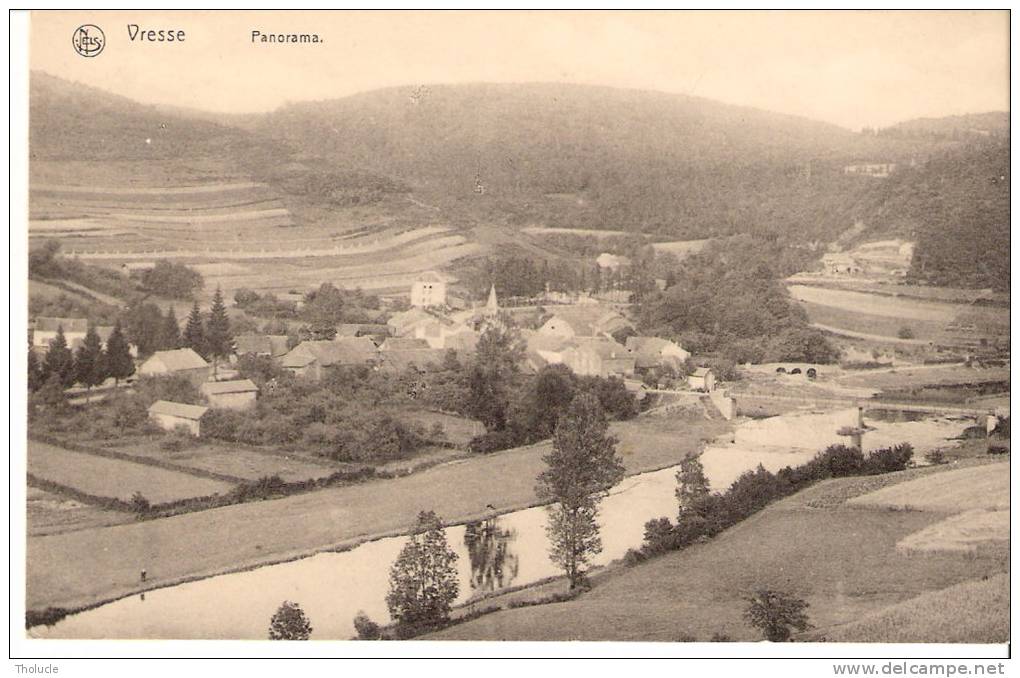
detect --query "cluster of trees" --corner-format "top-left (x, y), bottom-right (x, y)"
top-left (233, 282), bottom-right (381, 339)
top-left (198, 359), bottom-right (445, 462)
top-left (138, 260), bottom-right (205, 300)
top-left (459, 317), bottom-right (638, 454)
top-left (27, 323), bottom-right (134, 401)
top-left (637, 235), bottom-right (839, 365)
top-left (637, 443), bottom-right (915, 563)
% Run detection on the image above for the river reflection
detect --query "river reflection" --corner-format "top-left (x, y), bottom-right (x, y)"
top-left (464, 519), bottom-right (520, 593)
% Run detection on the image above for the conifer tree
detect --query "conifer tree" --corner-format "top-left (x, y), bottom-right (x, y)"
top-left (27, 346), bottom-right (43, 393)
top-left (43, 326), bottom-right (76, 388)
top-left (160, 306), bottom-right (182, 350)
top-left (204, 287), bottom-right (233, 377)
top-left (183, 301), bottom-right (206, 357)
top-left (74, 326), bottom-right (107, 401)
top-left (104, 321), bottom-right (135, 385)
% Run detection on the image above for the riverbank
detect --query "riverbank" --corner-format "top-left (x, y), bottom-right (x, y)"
top-left (426, 457), bottom-right (1008, 641)
top-left (26, 414), bottom-right (732, 622)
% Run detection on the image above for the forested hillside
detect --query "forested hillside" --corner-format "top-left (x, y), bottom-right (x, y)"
top-left (30, 73), bottom-right (1009, 289)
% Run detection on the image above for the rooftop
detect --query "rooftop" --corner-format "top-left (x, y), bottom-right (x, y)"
top-left (148, 400), bottom-right (209, 420)
top-left (200, 379), bottom-right (259, 395)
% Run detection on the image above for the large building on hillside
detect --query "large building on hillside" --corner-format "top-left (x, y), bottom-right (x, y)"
top-left (537, 305), bottom-right (633, 340)
top-left (410, 271), bottom-right (448, 308)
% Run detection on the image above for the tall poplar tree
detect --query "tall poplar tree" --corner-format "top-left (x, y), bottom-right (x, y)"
top-left (159, 306), bottom-right (182, 350)
top-left (535, 393), bottom-right (624, 589)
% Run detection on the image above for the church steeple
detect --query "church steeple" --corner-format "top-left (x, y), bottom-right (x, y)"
top-left (485, 284), bottom-right (499, 314)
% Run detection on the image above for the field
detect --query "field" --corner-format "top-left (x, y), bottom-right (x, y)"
top-left (429, 458), bottom-right (1009, 641)
top-left (788, 283), bottom-right (1010, 347)
top-left (837, 365), bottom-right (1010, 390)
top-left (847, 463), bottom-right (1008, 513)
top-left (823, 574), bottom-right (1008, 643)
top-left (27, 487), bottom-right (134, 537)
top-left (649, 239), bottom-right (710, 258)
top-left (26, 412), bottom-right (732, 613)
top-left (28, 440), bottom-right (235, 504)
top-left (108, 441), bottom-right (338, 483)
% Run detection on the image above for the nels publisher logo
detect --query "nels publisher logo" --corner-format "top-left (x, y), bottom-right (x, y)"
top-left (72, 24), bottom-right (105, 57)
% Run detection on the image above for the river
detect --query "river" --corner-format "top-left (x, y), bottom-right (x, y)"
top-left (31, 409), bottom-right (971, 639)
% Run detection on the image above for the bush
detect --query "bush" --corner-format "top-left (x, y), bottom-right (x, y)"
top-left (863, 443), bottom-right (913, 474)
top-left (924, 449), bottom-right (946, 465)
top-left (129, 491), bottom-right (151, 513)
top-left (353, 611), bottom-right (381, 640)
top-left (817, 444), bottom-right (864, 477)
top-left (469, 429), bottom-right (524, 454)
top-left (897, 326), bottom-right (916, 340)
top-left (744, 589), bottom-right (810, 642)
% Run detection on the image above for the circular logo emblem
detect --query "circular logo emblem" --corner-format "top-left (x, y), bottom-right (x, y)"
top-left (72, 25), bottom-right (105, 57)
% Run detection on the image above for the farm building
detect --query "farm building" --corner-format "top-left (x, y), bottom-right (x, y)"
top-left (563, 338), bottom-right (635, 379)
top-left (138, 348), bottom-right (212, 386)
top-left (33, 317), bottom-right (87, 350)
top-left (537, 305), bottom-right (633, 340)
top-left (410, 271), bottom-right (448, 308)
top-left (234, 334), bottom-right (289, 358)
top-left (200, 379), bottom-right (259, 410)
top-left (280, 337), bottom-right (380, 380)
top-left (821, 253), bottom-right (864, 276)
top-left (148, 400), bottom-right (208, 436)
top-left (388, 307), bottom-right (440, 336)
top-left (625, 336), bottom-right (690, 371)
top-left (688, 367), bottom-right (716, 392)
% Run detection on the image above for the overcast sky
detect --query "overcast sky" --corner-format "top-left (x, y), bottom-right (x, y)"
top-left (29, 10), bottom-right (1009, 130)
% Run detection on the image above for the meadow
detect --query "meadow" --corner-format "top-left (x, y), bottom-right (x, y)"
top-left (28, 440), bottom-right (235, 504)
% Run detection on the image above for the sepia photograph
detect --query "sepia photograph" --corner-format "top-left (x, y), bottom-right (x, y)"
top-left (10, 8), bottom-right (1012, 661)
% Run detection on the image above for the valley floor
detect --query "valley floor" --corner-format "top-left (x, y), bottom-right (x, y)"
top-left (26, 415), bottom-right (730, 616)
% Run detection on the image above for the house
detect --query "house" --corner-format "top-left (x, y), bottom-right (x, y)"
top-left (280, 337), bottom-right (379, 380)
top-left (32, 317), bottom-right (87, 349)
top-left (563, 338), bottom-right (635, 378)
top-left (410, 271), bottom-right (447, 308)
top-left (379, 337), bottom-right (432, 352)
top-left (537, 305), bottom-right (633, 340)
top-left (688, 367), bottom-right (716, 392)
top-left (200, 379), bottom-right (259, 411)
top-left (138, 348), bottom-right (212, 386)
top-left (408, 317), bottom-right (479, 351)
top-left (234, 334), bottom-right (289, 358)
top-left (387, 307), bottom-right (439, 337)
top-left (625, 336), bottom-right (690, 372)
top-left (522, 330), bottom-right (573, 371)
top-left (596, 253), bottom-right (630, 271)
top-left (821, 253), bottom-right (864, 276)
top-left (148, 400), bottom-right (208, 436)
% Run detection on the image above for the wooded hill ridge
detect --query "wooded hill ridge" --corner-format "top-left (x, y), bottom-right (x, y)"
top-left (29, 73), bottom-right (1009, 289)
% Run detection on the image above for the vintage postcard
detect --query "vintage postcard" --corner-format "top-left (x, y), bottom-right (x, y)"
top-left (12, 8), bottom-right (1011, 662)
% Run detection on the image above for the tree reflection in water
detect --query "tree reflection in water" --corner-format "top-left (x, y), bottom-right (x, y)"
top-left (463, 517), bottom-right (520, 593)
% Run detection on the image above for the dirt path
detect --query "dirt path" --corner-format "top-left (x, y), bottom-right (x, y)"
top-left (26, 416), bottom-right (731, 615)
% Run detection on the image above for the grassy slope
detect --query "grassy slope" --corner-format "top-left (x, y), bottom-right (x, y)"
top-left (26, 414), bottom-right (730, 613)
top-left (429, 459), bottom-right (1009, 641)
top-left (823, 573), bottom-right (1008, 643)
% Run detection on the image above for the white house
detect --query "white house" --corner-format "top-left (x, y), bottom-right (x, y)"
top-left (625, 336), bottom-right (690, 371)
top-left (688, 367), bottom-right (716, 393)
top-left (410, 271), bottom-right (447, 308)
top-left (33, 317), bottom-right (87, 349)
top-left (148, 400), bottom-right (208, 436)
top-left (200, 379), bottom-right (259, 411)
